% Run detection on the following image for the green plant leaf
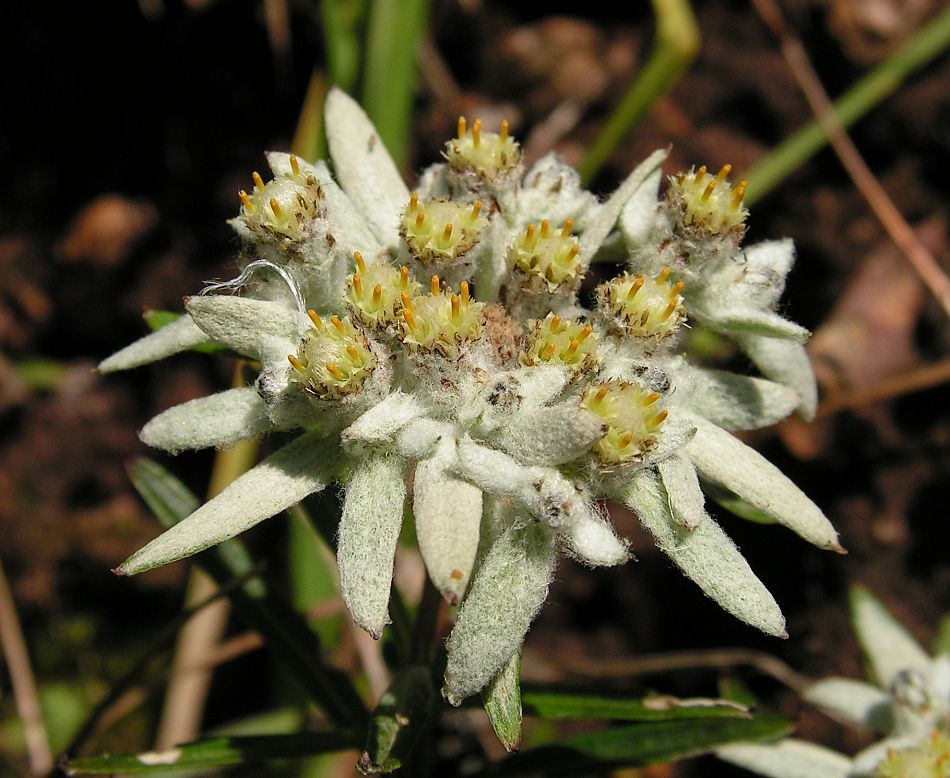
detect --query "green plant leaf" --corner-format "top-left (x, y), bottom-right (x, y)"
top-left (522, 689), bottom-right (749, 722)
top-left (483, 651), bottom-right (523, 752)
top-left (358, 665), bottom-right (434, 774)
top-left (490, 713), bottom-right (791, 777)
top-left (63, 732), bottom-right (359, 775)
top-left (127, 458), bottom-right (368, 728)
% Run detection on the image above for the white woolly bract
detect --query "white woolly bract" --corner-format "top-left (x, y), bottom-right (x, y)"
top-left (185, 295), bottom-right (309, 360)
top-left (734, 333), bottom-right (818, 420)
top-left (851, 587), bottom-right (932, 688)
top-left (98, 315), bottom-right (208, 373)
top-left (336, 453), bottom-right (406, 638)
top-left (619, 167), bottom-right (662, 251)
top-left (682, 366), bottom-right (801, 432)
top-left (620, 469), bottom-right (786, 637)
top-left (559, 509), bottom-right (629, 567)
top-left (340, 391), bottom-right (429, 449)
top-left (684, 413), bottom-right (841, 551)
top-left (442, 521), bottom-right (557, 706)
top-left (490, 404), bottom-right (606, 466)
top-left (716, 739), bottom-right (851, 778)
top-left (656, 452), bottom-right (707, 530)
top-left (803, 678), bottom-right (891, 728)
top-left (140, 387), bottom-right (272, 454)
top-left (413, 438), bottom-right (483, 604)
top-left (118, 431), bottom-right (337, 575)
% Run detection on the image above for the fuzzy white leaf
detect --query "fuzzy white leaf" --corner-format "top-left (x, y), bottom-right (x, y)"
top-left (579, 148), bottom-right (668, 265)
top-left (734, 333), bottom-right (818, 419)
top-left (619, 167), bottom-right (662, 249)
top-left (492, 405), bottom-right (606, 466)
top-left (620, 469), bottom-right (786, 636)
top-left (804, 678), bottom-right (892, 729)
top-left (685, 414), bottom-right (841, 551)
top-left (684, 367), bottom-right (800, 431)
top-left (656, 452), bottom-right (706, 530)
top-left (118, 431), bottom-right (337, 575)
top-left (413, 438), bottom-right (483, 604)
top-left (516, 153), bottom-right (598, 230)
top-left (560, 511), bottom-right (628, 567)
top-left (140, 387), bottom-right (272, 454)
top-left (851, 587), bottom-right (931, 688)
top-left (394, 418), bottom-right (453, 461)
top-left (186, 296), bottom-right (308, 360)
top-left (340, 391), bottom-right (428, 450)
top-left (716, 740), bottom-right (851, 778)
top-left (337, 453), bottom-right (406, 638)
top-left (442, 521), bottom-right (557, 706)
top-left (712, 308), bottom-right (810, 342)
top-left (325, 88), bottom-right (409, 247)
top-left (98, 316), bottom-right (208, 373)
top-left (743, 239), bottom-right (795, 306)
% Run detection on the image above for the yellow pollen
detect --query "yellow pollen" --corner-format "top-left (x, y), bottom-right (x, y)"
top-left (662, 302), bottom-right (677, 319)
top-left (577, 324), bottom-right (593, 343)
top-left (372, 284), bottom-right (382, 305)
top-left (550, 315), bottom-right (561, 332)
top-left (252, 171), bottom-right (265, 191)
top-left (287, 354), bottom-right (305, 371)
top-left (658, 267), bottom-right (671, 282)
top-left (431, 275), bottom-right (440, 296)
top-left (289, 155), bottom-right (300, 177)
top-left (457, 116), bottom-right (466, 138)
top-left (353, 273), bottom-right (363, 298)
top-left (620, 433), bottom-right (634, 447)
top-left (442, 223), bottom-right (453, 241)
top-left (525, 223), bottom-right (536, 244)
top-left (696, 164), bottom-right (707, 177)
top-left (561, 218), bottom-right (573, 237)
top-left (415, 210), bottom-right (425, 228)
top-left (702, 180), bottom-right (716, 201)
top-left (715, 164), bottom-right (732, 184)
top-left (627, 275), bottom-right (645, 299)
top-left (238, 190), bottom-right (253, 211)
top-left (733, 180), bottom-right (748, 206)
top-left (401, 293), bottom-right (417, 331)
top-left (543, 342), bottom-right (555, 357)
top-left (563, 338), bottom-right (580, 358)
top-left (460, 281), bottom-right (470, 304)
top-left (541, 219), bottom-right (550, 238)
top-left (595, 386), bottom-right (609, 403)
top-left (353, 250), bottom-right (366, 272)
top-left (307, 310), bottom-right (323, 329)
top-left (568, 243), bottom-right (580, 259)
top-left (269, 198), bottom-right (282, 217)
top-left (326, 362), bottom-right (344, 379)
top-left (409, 191), bottom-right (419, 211)
top-left (653, 410), bottom-right (669, 424)
top-left (451, 293), bottom-right (460, 318)
top-left (500, 119), bottom-right (509, 141)
top-left (472, 118), bottom-right (481, 147)
top-left (670, 281), bottom-right (685, 298)
top-left (471, 201), bottom-right (482, 220)
top-left (346, 345), bottom-right (360, 361)
top-left (644, 392), bottom-right (660, 406)
top-left (330, 315), bottom-right (345, 333)
top-left (400, 266), bottom-right (410, 288)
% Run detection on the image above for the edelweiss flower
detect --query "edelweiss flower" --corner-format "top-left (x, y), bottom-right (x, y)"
top-left (717, 588), bottom-right (950, 778)
top-left (101, 88), bottom-right (840, 707)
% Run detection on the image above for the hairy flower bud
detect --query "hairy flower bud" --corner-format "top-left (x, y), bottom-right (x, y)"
top-left (508, 218), bottom-right (582, 293)
top-left (581, 381), bottom-right (668, 465)
top-left (667, 164), bottom-right (748, 238)
top-left (345, 251), bottom-right (421, 329)
top-left (289, 312), bottom-right (375, 399)
top-left (444, 116), bottom-right (522, 180)
top-left (401, 193), bottom-right (487, 265)
top-left (398, 277), bottom-right (485, 359)
top-left (237, 155), bottom-right (323, 242)
top-left (520, 313), bottom-right (597, 374)
top-left (599, 267), bottom-right (685, 339)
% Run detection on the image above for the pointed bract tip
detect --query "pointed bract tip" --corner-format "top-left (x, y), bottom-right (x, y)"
top-left (833, 543), bottom-right (848, 555)
top-left (441, 686), bottom-right (463, 708)
top-left (112, 565), bottom-right (129, 577)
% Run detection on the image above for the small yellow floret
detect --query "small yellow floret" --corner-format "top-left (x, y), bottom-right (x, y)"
top-left (444, 116), bottom-right (522, 179)
top-left (668, 164), bottom-right (748, 236)
top-left (874, 730), bottom-right (950, 778)
top-left (508, 218), bottom-right (582, 291)
top-left (581, 381), bottom-right (668, 465)
top-left (602, 268), bottom-right (685, 338)
top-left (345, 252), bottom-right (421, 329)
top-left (520, 313), bottom-right (598, 373)
top-left (398, 278), bottom-right (485, 359)
top-left (238, 156), bottom-right (322, 241)
top-left (290, 313), bottom-right (375, 399)
top-left (401, 195), bottom-right (487, 264)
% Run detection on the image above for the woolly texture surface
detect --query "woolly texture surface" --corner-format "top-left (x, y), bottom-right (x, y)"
top-left (118, 431), bottom-right (337, 575)
top-left (683, 368), bottom-right (800, 432)
top-left (337, 454), bottom-right (406, 638)
top-left (733, 332), bottom-right (818, 419)
top-left (685, 414), bottom-right (841, 550)
top-left (186, 296), bottom-right (308, 360)
top-left (140, 387), bottom-right (272, 454)
top-left (851, 587), bottom-right (932, 686)
top-left (492, 405), bottom-right (606, 466)
top-left (622, 469), bottom-right (786, 637)
top-left (717, 740), bottom-right (851, 778)
top-left (559, 511), bottom-right (629, 567)
top-left (98, 315), bottom-right (208, 373)
top-left (656, 452), bottom-right (707, 530)
top-left (442, 521), bottom-right (557, 706)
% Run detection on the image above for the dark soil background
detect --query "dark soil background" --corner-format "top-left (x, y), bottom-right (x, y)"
top-left (1, 1), bottom-right (948, 776)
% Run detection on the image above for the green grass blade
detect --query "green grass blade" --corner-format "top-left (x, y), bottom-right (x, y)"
top-left (490, 714), bottom-right (791, 777)
top-left (360, 0), bottom-right (430, 170)
top-left (579, 0), bottom-right (700, 184)
top-left (522, 689), bottom-right (750, 722)
top-left (63, 731), bottom-right (360, 775)
top-left (127, 458), bottom-right (368, 729)
top-left (359, 665), bottom-right (435, 774)
top-left (292, 70), bottom-right (330, 163)
top-left (321, 0), bottom-right (366, 93)
top-left (483, 651), bottom-right (523, 752)
top-left (743, 6), bottom-right (950, 204)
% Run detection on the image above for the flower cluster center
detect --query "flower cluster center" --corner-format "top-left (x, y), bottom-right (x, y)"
top-left (289, 311), bottom-right (375, 399)
top-left (520, 313), bottom-right (597, 373)
top-left (601, 268), bottom-right (685, 338)
top-left (668, 164), bottom-right (748, 236)
top-left (581, 381), bottom-right (668, 465)
top-left (401, 193), bottom-right (486, 264)
top-left (346, 251), bottom-right (421, 329)
top-left (444, 116), bottom-right (522, 179)
top-left (508, 218), bottom-right (582, 291)
top-left (239, 155), bottom-right (322, 241)
top-left (398, 276), bottom-right (485, 359)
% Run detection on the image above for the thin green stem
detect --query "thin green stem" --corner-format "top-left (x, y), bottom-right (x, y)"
top-left (743, 6), bottom-right (950, 204)
top-left (579, 0), bottom-right (699, 185)
top-left (320, 0), bottom-right (365, 94)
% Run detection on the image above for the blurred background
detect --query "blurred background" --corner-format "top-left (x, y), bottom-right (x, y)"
top-left (1, 1), bottom-right (949, 775)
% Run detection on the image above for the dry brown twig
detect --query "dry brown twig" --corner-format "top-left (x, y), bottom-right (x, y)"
top-left (751, 0), bottom-right (950, 320)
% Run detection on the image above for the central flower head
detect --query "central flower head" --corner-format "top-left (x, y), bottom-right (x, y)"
top-left (508, 218), bottom-right (582, 292)
top-left (401, 193), bottom-right (487, 265)
top-left (667, 164), bottom-right (748, 237)
top-left (444, 116), bottom-right (522, 179)
top-left (346, 252), bottom-right (421, 329)
top-left (520, 313), bottom-right (597, 373)
top-left (581, 381), bottom-right (668, 465)
top-left (599, 268), bottom-right (685, 338)
top-left (238, 155), bottom-right (322, 241)
top-left (398, 276), bottom-right (485, 359)
top-left (289, 312), bottom-right (375, 399)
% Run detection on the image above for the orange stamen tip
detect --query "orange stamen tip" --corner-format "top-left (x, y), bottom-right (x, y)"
top-left (330, 315), bottom-right (345, 333)
top-left (620, 433), bottom-right (634, 447)
top-left (472, 118), bottom-right (482, 146)
top-left (561, 218), bottom-right (573, 237)
top-left (540, 219), bottom-right (550, 237)
top-left (696, 164), bottom-right (707, 178)
top-left (353, 250), bottom-right (366, 272)
top-left (415, 210), bottom-right (425, 228)
top-left (451, 294), bottom-right (460, 318)
top-left (431, 275), bottom-right (440, 296)
top-left (326, 362), bottom-right (344, 379)
top-left (564, 338), bottom-right (580, 357)
top-left (289, 155), bottom-right (300, 177)
top-left (671, 281), bottom-right (684, 295)
top-left (372, 284), bottom-right (382, 305)
top-left (287, 354), bottom-right (305, 371)
top-left (654, 410), bottom-right (669, 423)
top-left (353, 273), bottom-right (363, 297)
top-left (733, 180), bottom-right (748, 205)
top-left (252, 171), bottom-right (265, 190)
top-left (568, 243), bottom-right (580, 259)
top-left (716, 164), bottom-right (732, 183)
top-left (269, 198), bottom-right (282, 217)
top-left (307, 310), bottom-right (323, 329)
top-left (578, 324), bottom-right (593, 341)
top-left (457, 116), bottom-right (467, 138)
top-left (409, 191), bottom-right (419, 211)
top-left (658, 267), bottom-right (670, 282)
top-left (500, 119), bottom-right (509, 140)
top-left (460, 281), bottom-right (470, 303)
top-left (525, 223), bottom-right (536, 241)
top-left (550, 315), bottom-right (561, 332)
top-left (662, 302), bottom-right (677, 319)
top-left (400, 266), bottom-right (409, 286)
top-left (442, 223), bottom-right (453, 241)
top-left (595, 386), bottom-right (609, 402)
top-left (346, 345), bottom-right (360, 360)
top-left (471, 201), bottom-right (482, 220)
top-left (238, 190), bottom-right (253, 210)
top-left (644, 392), bottom-right (660, 406)
top-left (543, 343), bottom-right (555, 357)
top-left (703, 181), bottom-right (716, 201)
